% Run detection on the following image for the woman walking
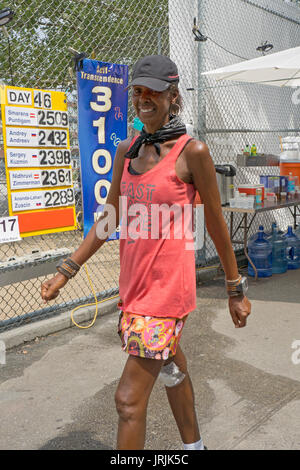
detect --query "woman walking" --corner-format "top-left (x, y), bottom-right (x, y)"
top-left (41, 55), bottom-right (251, 450)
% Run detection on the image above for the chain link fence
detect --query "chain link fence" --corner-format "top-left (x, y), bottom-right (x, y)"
top-left (195, 0), bottom-right (300, 264)
top-left (0, 0), bottom-right (170, 331)
top-left (169, 0), bottom-right (300, 265)
top-left (0, 0), bottom-right (300, 330)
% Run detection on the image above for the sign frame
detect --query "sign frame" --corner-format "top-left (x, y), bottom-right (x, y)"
top-left (1, 85), bottom-right (77, 238)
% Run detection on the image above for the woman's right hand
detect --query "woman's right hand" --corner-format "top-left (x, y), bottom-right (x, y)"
top-left (41, 273), bottom-right (69, 303)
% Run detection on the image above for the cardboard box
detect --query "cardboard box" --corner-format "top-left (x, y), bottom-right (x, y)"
top-left (238, 184), bottom-right (265, 200)
top-left (280, 176), bottom-right (288, 193)
top-left (260, 175), bottom-right (280, 195)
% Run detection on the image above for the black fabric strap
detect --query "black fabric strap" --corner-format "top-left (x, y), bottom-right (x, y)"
top-left (125, 115), bottom-right (187, 160)
top-left (128, 161), bottom-right (142, 175)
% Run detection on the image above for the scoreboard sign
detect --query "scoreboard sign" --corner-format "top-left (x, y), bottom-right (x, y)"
top-left (1, 86), bottom-right (76, 237)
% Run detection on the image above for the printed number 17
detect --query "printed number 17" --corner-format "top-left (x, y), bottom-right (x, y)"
top-left (0, 219), bottom-right (16, 233)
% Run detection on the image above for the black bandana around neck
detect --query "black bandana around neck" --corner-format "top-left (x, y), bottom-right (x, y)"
top-left (124, 115), bottom-right (187, 160)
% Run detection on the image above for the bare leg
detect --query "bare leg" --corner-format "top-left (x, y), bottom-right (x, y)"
top-left (163, 345), bottom-right (200, 444)
top-left (115, 355), bottom-right (163, 450)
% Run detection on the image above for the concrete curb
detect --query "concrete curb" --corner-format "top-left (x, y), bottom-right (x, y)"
top-left (0, 297), bottom-right (119, 350)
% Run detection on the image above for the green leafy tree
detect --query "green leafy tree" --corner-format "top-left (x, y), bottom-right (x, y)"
top-left (0, 0), bottom-right (168, 92)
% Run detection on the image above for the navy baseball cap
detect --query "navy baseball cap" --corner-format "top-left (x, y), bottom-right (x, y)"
top-left (127, 55), bottom-right (179, 92)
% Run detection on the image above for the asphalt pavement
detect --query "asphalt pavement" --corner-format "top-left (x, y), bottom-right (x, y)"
top-left (0, 268), bottom-right (299, 450)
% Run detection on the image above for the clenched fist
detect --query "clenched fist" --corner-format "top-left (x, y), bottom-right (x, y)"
top-left (228, 295), bottom-right (251, 328)
top-left (41, 273), bottom-right (69, 303)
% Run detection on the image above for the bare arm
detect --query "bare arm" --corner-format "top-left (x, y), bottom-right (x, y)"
top-left (185, 140), bottom-right (239, 280)
top-left (41, 137), bottom-right (131, 302)
top-left (185, 140), bottom-right (251, 328)
top-left (70, 137), bottom-right (130, 266)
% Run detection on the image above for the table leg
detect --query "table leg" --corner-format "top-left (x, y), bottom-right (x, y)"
top-left (230, 211), bottom-right (233, 240)
top-left (243, 213), bottom-right (257, 281)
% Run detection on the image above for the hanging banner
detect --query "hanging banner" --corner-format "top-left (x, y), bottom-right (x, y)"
top-left (76, 59), bottom-right (128, 238)
top-left (1, 85), bottom-right (76, 237)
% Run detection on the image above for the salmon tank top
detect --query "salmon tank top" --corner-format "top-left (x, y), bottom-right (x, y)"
top-left (119, 134), bottom-right (197, 318)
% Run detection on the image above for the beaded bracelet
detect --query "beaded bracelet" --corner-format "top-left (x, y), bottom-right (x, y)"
top-left (56, 257), bottom-right (81, 279)
top-left (225, 274), bottom-right (242, 286)
top-left (225, 274), bottom-right (243, 296)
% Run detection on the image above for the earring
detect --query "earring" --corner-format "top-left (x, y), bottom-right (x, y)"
top-left (170, 102), bottom-right (180, 116)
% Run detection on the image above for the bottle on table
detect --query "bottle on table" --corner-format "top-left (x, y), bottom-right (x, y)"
top-left (280, 192), bottom-right (287, 202)
top-left (287, 173), bottom-right (296, 198)
top-left (250, 144), bottom-right (257, 156)
top-left (243, 144), bottom-right (251, 156)
top-left (255, 187), bottom-right (263, 205)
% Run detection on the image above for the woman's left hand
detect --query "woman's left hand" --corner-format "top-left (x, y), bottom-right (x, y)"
top-left (228, 295), bottom-right (251, 328)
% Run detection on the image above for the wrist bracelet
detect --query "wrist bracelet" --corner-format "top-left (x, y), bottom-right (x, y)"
top-left (226, 274), bottom-right (242, 296)
top-left (226, 274), bottom-right (242, 286)
top-left (56, 257), bottom-right (81, 279)
top-left (226, 274), bottom-right (247, 297)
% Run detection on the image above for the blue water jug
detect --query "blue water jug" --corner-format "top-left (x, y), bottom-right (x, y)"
top-left (270, 225), bottom-right (288, 274)
top-left (266, 222), bottom-right (284, 239)
top-left (249, 225), bottom-right (268, 242)
top-left (283, 226), bottom-right (300, 270)
top-left (295, 225), bottom-right (300, 240)
top-left (248, 226), bottom-right (272, 277)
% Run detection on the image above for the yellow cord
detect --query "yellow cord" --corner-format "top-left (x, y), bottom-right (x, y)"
top-left (70, 263), bottom-right (119, 329)
top-left (196, 264), bottom-right (219, 270)
top-left (71, 222), bottom-right (248, 328)
top-left (71, 261), bottom-right (247, 328)
top-left (70, 216), bottom-right (119, 329)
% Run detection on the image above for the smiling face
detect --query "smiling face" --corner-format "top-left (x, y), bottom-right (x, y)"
top-left (132, 85), bottom-right (178, 133)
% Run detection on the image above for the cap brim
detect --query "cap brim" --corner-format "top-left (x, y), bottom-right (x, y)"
top-left (125, 77), bottom-right (171, 92)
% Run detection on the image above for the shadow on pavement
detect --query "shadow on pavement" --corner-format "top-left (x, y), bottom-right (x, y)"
top-left (39, 431), bottom-right (113, 450)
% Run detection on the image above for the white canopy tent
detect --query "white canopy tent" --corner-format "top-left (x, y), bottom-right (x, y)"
top-left (202, 45), bottom-right (300, 87)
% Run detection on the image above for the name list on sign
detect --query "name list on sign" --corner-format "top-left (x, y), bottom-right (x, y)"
top-left (9, 168), bottom-right (72, 190)
top-left (6, 148), bottom-right (71, 168)
top-left (6, 127), bottom-right (68, 148)
top-left (5, 106), bottom-right (69, 129)
top-left (11, 188), bottom-right (74, 211)
top-left (2, 86), bottom-right (76, 236)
